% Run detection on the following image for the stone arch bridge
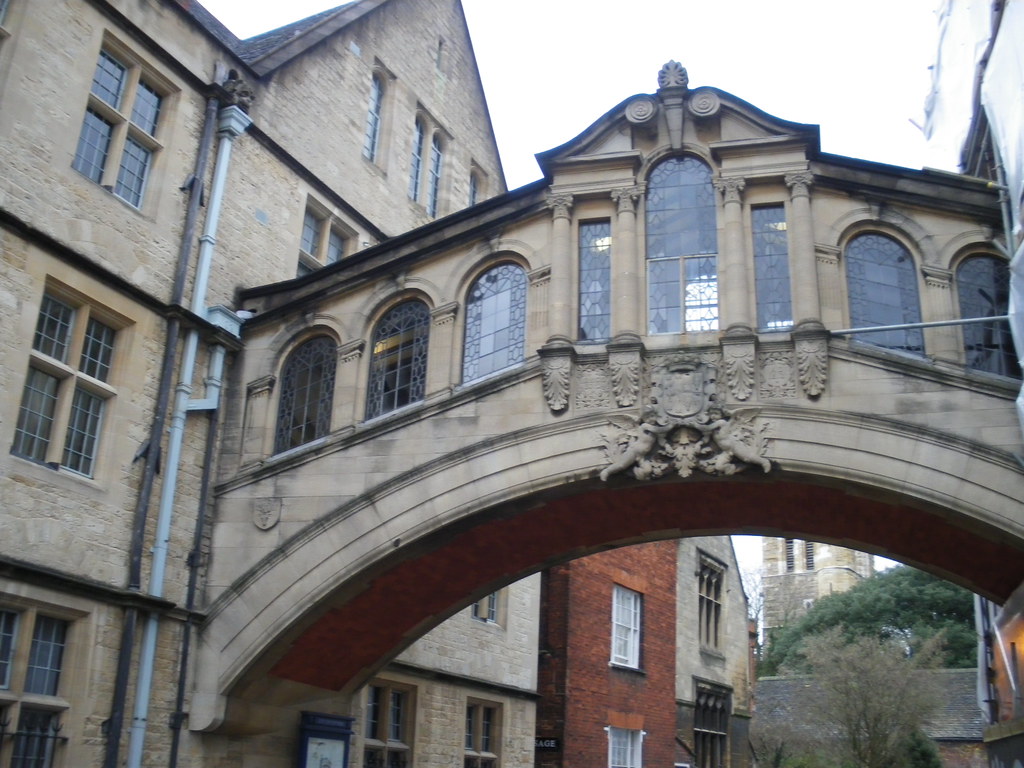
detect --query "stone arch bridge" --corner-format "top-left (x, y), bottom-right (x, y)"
top-left (194, 69), bottom-right (1023, 730)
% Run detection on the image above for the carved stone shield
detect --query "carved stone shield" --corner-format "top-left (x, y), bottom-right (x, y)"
top-left (653, 361), bottom-right (715, 418)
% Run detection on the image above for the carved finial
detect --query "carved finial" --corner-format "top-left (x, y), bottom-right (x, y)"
top-left (658, 61), bottom-right (689, 90)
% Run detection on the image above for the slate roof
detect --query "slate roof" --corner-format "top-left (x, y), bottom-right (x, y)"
top-left (170, 0), bottom-right (376, 72)
top-left (756, 670), bottom-right (985, 742)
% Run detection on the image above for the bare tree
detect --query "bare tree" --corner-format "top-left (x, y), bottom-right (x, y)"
top-left (797, 628), bottom-right (944, 768)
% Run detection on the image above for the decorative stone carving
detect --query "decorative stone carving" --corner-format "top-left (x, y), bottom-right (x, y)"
top-left (714, 176), bottom-right (746, 204)
top-left (338, 339), bottom-right (365, 365)
top-left (687, 88), bottom-right (720, 118)
top-left (253, 498), bottom-right (281, 530)
top-left (722, 342), bottom-right (754, 401)
top-left (600, 358), bottom-right (771, 480)
top-left (546, 192), bottom-right (573, 221)
top-left (223, 74), bottom-right (255, 111)
top-left (625, 95), bottom-right (658, 126)
top-left (658, 61), bottom-right (689, 90)
top-left (611, 185), bottom-right (644, 215)
top-left (785, 171), bottom-right (814, 199)
top-left (246, 374), bottom-right (276, 399)
top-left (609, 349), bottom-right (641, 407)
top-left (795, 335), bottom-right (828, 398)
top-left (575, 364), bottom-right (612, 410)
top-left (431, 301), bottom-right (458, 326)
top-left (539, 345), bottom-right (573, 413)
top-left (921, 264), bottom-right (953, 290)
top-left (759, 350), bottom-right (797, 399)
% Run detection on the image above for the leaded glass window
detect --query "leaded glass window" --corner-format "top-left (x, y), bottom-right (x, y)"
top-left (24, 616), bottom-right (67, 696)
top-left (0, 610), bottom-right (18, 689)
top-left (427, 134), bottom-right (443, 217)
top-left (957, 256), bottom-right (1017, 377)
top-left (409, 119), bottom-right (424, 200)
top-left (646, 156), bottom-right (719, 333)
top-left (463, 264), bottom-right (526, 382)
top-left (73, 48), bottom-right (164, 208)
top-left (364, 74), bottom-right (383, 162)
top-left (694, 685), bottom-right (730, 768)
top-left (366, 302), bottom-right (430, 419)
top-left (753, 205), bottom-right (793, 330)
top-left (274, 336), bottom-right (337, 453)
top-left (845, 233), bottom-right (923, 353)
top-left (579, 221), bottom-right (611, 342)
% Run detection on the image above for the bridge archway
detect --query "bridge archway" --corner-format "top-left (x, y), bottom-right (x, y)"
top-left (196, 405), bottom-right (1024, 724)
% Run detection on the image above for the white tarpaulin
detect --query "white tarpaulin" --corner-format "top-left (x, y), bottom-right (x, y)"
top-left (979, 1), bottom-right (1024, 431)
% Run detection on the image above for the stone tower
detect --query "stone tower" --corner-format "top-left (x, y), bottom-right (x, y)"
top-left (761, 539), bottom-right (875, 634)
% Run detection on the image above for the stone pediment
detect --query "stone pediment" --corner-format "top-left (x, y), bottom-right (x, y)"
top-left (536, 61), bottom-right (821, 179)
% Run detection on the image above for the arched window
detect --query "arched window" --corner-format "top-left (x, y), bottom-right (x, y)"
top-left (363, 74), bottom-right (384, 162)
top-left (957, 255), bottom-right (1017, 376)
top-left (365, 301), bottom-right (430, 419)
top-left (646, 156), bottom-right (718, 334)
top-left (463, 263), bottom-right (527, 382)
top-left (845, 233), bottom-right (922, 353)
top-left (426, 134), bottom-right (443, 217)
top-left (408, 118), bottom-right (425, 201)
top-left (274, 336), bottom-right (337, 454)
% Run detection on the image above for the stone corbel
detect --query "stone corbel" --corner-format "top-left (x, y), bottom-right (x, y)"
top-left (338, 339), bottom-right (365, 365)
top-left (792, 326), bottom-right (829, 398)
top-left (720, 335), bottom-right (756, 401)
top-left (607, 334), bottom-right (644, 408)
top-left (431, 301), bottom-right (459, 326)
top-left (538, 342), bottom-right (574, 413)
top-left (921, 264), bottom-right (953, 291)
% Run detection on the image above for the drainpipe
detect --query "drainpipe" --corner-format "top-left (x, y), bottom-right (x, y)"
top-left (104, 93), bottom-right (220, 768)
top-left (125, 103), bottom-right (251, 768)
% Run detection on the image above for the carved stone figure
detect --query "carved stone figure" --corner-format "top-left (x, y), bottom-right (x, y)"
top-left (600, 404), bottom-right (772, 480)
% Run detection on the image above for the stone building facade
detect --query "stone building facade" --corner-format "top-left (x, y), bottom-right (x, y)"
top-left (1, 1), bottom-right (1022, 767)
top-left (761, 538), bottom-right (874, 633)
top-left (535, 539), bottom-right (752, 768)
top-left (0, 1), bottom-right (505, 767)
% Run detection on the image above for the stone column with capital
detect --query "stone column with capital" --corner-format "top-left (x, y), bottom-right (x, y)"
top-left (786, 172), bottom-right (829, 397)
top-left (546, 192), bottom-right (574, 346)
top-left (785, 171), bottom-right (822, 330)
top-left (714, 175), bottom-right (752, 335)
top-left (610, 185), bottom-right (644, 340)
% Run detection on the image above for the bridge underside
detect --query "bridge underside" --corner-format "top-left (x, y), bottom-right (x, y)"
top-left (244, 476), bottom-right (1022, 697)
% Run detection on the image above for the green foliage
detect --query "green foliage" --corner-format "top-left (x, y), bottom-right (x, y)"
top-left (903, 730), bottom-right (942, 768)
top-left (760, 566), bottom-right (975, 676)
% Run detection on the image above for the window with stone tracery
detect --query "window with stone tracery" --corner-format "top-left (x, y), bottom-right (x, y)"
top-left (274, 336), bottom-right (336, 454)
top-left (462, 264), bottom-right (526, 383)
top-left (844, 233), bottom-right (922, 353)
top-left (366, 301), bottom-right (430, 419)
top-left (956, 255), bottom-right (1017, 377)
top-left (646, 156), bottom-right (718, 334)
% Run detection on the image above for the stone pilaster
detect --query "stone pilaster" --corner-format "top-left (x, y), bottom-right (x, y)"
top-left (785, 171), bottom-right (823, 331)
top-left (610, 185), bottom-right (644, 338)
top-left (714, 175), bottom-right (751, 335)
top-left (546, 192), bottom-right (573, 344)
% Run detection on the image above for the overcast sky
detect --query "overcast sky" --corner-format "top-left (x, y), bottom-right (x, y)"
top-left (201, 0), bottom-right (950, 191)
top-left (200, 0), bottom-right (932, 571)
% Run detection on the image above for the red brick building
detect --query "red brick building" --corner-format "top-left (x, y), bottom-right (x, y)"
top-left (535, 539), bottom-right (752, 768)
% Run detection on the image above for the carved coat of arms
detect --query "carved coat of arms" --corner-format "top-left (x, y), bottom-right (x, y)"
top-left (600, 359), bottom-right (772, 481)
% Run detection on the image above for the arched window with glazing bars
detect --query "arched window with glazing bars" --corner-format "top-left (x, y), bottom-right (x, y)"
top-left (957, 255), bottom-right (1017, 377)
top-left (645, 156), bottom-right (719, 334)
top-left (463, 263), bottom-right (527, 383)
top-left (365, 301), bottom-right (430, 419)
top-left (274, 336), bottom-right (337, 454)
top-left (844, 233), bottom-right (923, 353)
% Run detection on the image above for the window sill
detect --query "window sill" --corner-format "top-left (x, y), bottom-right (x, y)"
top-left (608, 662), bottom-right (646, 675)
